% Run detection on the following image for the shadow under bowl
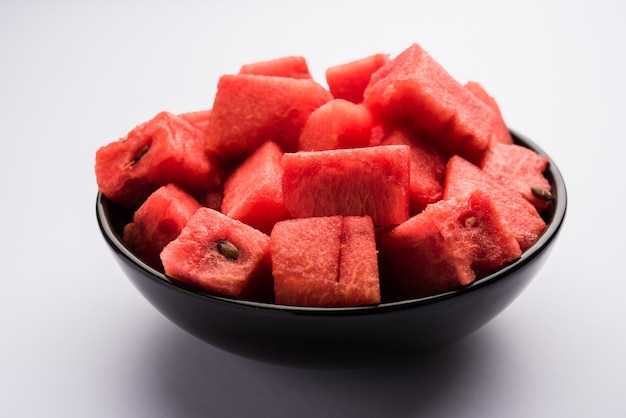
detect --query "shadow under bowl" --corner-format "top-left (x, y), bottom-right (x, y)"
top-left (96, 131), bottom-right (567, 368)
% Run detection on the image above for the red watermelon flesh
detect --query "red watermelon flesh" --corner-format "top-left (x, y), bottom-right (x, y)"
top-left (380, 128), bottom-right (446, 214)
top-left (464, 81), bottom-right (513, 145)
top-left (205, 74), bottom-right (332, 162)
top-left (363, 43), bottom-right (496, 163)
top-left (271, 216), bottom-right (380, 307)
top-left (160, 207), bottom-right (273, 302)
top-left (221, 140), bottom-right (291, 234)
top-left (337, 216), bottom-right (381, 305)
top-left (379, 189), bottom-right (521, 298)
top-left (238, 55), bottom-right (312, 79)
top-left (444, 155), bottom-right (546, 250)
top-left (369, 124), bottom-right (386, 146)
top-left (271, 216), bottom-right (341, 307)
top-left (281, 145), bottom-right (410, 226)
top-left (424, 189), bottom-right (522, 277)
top-left (298, 99), bottom-right (373, 151)
top-left (123, 184), bottom-right (201, 270)
top-left (479, 140), bottom-right (552, 211)
top-left (95, 111), bottom-right (223, 208)
top-left (378, 209), bottom-right (472, 299)
top-left (178, 109), bottom-right (212, 136)
top-left (325, 53), bottom-right (390, 103)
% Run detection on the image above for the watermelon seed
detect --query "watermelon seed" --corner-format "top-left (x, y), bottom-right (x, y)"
top-left (531, 186), bottom-right (553, 201)
top-left (464, 216), bottom-right (477, 228)
top-left (133, 144), bottom-right (150, 164)
top-left (217, 240), bottom-right (239, 260)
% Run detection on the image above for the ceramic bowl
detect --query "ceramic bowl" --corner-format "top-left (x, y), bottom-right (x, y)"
top-left (96, 131), bottom-right (566, 368)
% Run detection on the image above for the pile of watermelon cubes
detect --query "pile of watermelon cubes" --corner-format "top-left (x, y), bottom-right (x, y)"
top-left (95, 43), bottom-right (552, 307)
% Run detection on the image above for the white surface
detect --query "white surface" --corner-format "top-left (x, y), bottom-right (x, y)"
top-left (1, 1), bottom-right (625, 417)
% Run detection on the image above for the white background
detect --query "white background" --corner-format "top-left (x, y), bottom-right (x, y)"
top-left (2, 1), bottom-right (625, 417)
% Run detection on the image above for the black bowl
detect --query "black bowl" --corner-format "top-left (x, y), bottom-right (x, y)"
top-left (96, 131), bottom-right (566, 368)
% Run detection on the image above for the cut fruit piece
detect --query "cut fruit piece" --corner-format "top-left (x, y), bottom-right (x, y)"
top-left (281, 145), bottom-right (410, 226)
top-left (363, 43), bottom-right (497, 163)
top-left (424, 189), bottom-right (522, 277)
top-left (298, 99), bottom-right (373, 151)
top-left (325, 53), bottom-right (390, 103)
top-left (221, 141), bottom-right (291, 234)
top-left (205, 74), bottom-right (332, 162)
top-left (443, 155), bottom-right (546, 250)
top-left (160, 207), bottom-right (273, 302)
top-left (378, 189), bottom-right (521, 298)
top-left (178, 109), bottom-right (212, 136)
top-left (123, 184), bottom-right (201, 270)
top-left (95, 111), bottom-right (222, 208)
top-left (380, 128), bottom-right (446, 214)
top-left (479, 140), bottom-right (552, 211)
top-left (464, 81), bottom-right (513, 145)
top-left (271, 216), bottom-right (380, 307)
top-left (238, 56), bottom-right (312, 79)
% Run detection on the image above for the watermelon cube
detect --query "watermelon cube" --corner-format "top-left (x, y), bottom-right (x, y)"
top-left (238, 55), bottom-right (312, 79)
top-left (380, 128), bottom-right (446, 214)
top-left (444, 155), bottom-right (547, 250)
top-left (271, 216), bottom-right (380, 307)
top-left (464, 81), bottom-right (513, 145)
top-left (281, 145), bottom-right (411, 226)
top-left (298, 99), bottom-right (373, 151)
top-left (379, 189), bottom-right (521, 298)
top-left (160, 207), bottom-right (273, 302)
top-left (423, 189), bottom-right (522, 277)
top-left (363, 43), bottom-right (497, 163)
top-left (123, 184), bottom-right (201, 270)
top-left (178, 109), bottom-right (212, 136)
top-left (325, 53), bottom-right (390, 103)
top-left (221, 141), bottom-right (291, 234)
top-left (205, 74), bottom-right (332, 162)
top-left (479, 140), bottom-right (552, 211)
top-left (95, 111), bottom-right (223, 208)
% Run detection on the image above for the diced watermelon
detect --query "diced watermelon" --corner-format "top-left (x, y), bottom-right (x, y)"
top-left (423, 189), bottom-right (521, 277)
top-left (363, 43), bottom-right (497, 163)
top-left (160, 207), bottom-right (273, 302)
top-left (325, 53), bottom-right (390, 103)
top-left (178, 109), bottom-right (212, 136)
top-left (123, 184), bottom-right (201, 270)
top-left (443, 155), bottom-right (546, 250)
top-left (95, 111), bottom-right (223, 208)
top-left (221, 141), bottom-right (291, 234)
top-left (298, 99), bottom-right (373, 151)
top-left (479, 140), bottom-right (552, 211)
top-left (281, 145), bottom-right (411, 226)
top-left (205, 74), bottom-right (332, 162)
top-left (238, 56), bottom-right (312, 79)
top-left (380, 128), bottom-right (446, 214)
top-left (464, 81), bottom-right (513, 145)
top-left (271, 216), bottom-right (380, 307)
top-left (338, 216), bottom-right (381, 304)
top-left (379, 189), bottom-right (521, 298)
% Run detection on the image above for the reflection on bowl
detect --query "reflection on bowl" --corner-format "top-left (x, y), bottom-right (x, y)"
top-left (96, 131), bottom-right (566, 368)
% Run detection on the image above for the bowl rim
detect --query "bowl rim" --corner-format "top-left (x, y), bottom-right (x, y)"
top-left (96, 130), bottom-right (567, 316)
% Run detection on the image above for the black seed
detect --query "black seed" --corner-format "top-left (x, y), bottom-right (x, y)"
top-left (531, 186), bottom-right (554, 201)
top-left (133, 144), bottom-right (150, 164)
top-left (217, 240), bottom-right (239, 260)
